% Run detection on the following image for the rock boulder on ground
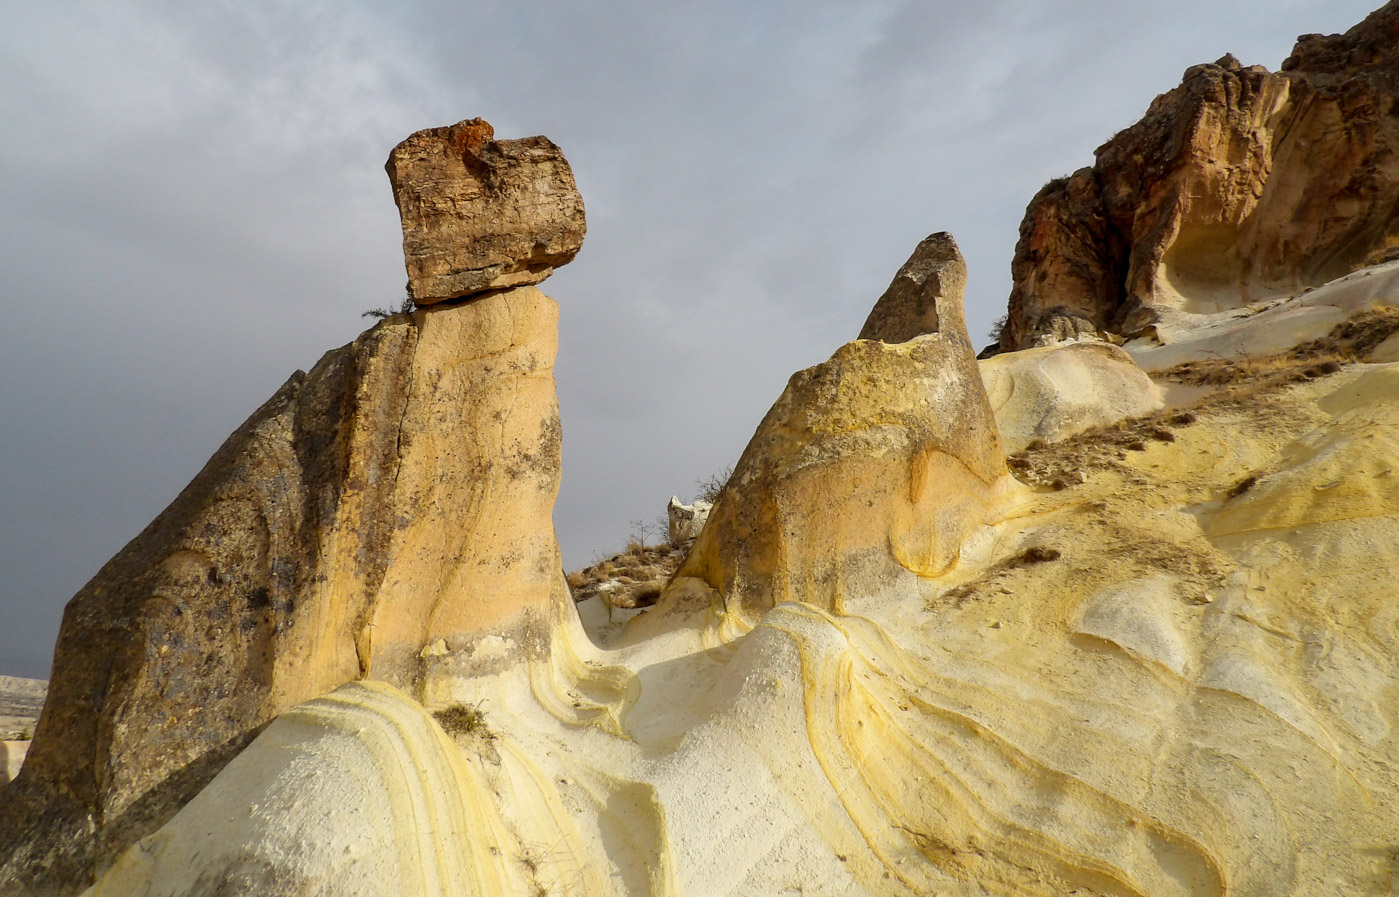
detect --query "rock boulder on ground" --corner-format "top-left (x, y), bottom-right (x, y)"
top-left (1001, 1), bottom-right (1399, 349)
top-left (386, 118), bottom-right (586, 304)
top-left (666, 496), bottom-right (712, 547)
top-left (980, 341), bottom-right (1164, 453)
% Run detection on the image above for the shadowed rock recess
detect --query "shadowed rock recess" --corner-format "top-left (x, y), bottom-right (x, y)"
top-left (1001, 0), bottom-right (1399, 349)
top-left (9, 6), bottom-right (1399, 894)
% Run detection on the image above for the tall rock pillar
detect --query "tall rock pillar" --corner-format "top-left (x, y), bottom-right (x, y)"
top-left (0, 118), bottom-right (583, 896)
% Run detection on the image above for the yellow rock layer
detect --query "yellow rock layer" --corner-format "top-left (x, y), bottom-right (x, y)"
top-left (88, 360), bottom-right (1399, 896)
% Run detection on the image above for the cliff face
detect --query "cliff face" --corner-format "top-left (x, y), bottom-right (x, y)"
top-left (1002, 0), bottom-right (1399, 348)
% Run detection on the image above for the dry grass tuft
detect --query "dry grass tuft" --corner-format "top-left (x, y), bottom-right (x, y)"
top-left (1227, 474), bottom-right (1260, 499)
top-left (1007, 307), bottom-right (1399, 491)
top-left (434, 702), bottom-right (493, 740)
top-left (935, 544), bottom-right (1062, 607)
top-left (566, 542), bottom-right (682, 609)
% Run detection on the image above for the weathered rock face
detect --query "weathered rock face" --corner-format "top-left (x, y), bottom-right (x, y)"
top-left (680, 236), bottom-right (1006, 622)
top-left (0, 286), bottom-right (566, 895)
top-left (858, 232), bottom-right (968, 344)
top-left (980, 341), bottom-right (1164, 453)
top-left (0, 742), bottom-right (29, 788)
top-left (386, 118), bottom-right (586, 304)
top-left (1001, 1), bottom-right (1399, 349)
top-left (82, 681), bottom-right (594, 897)
top-left (666, 496), bottom-right (711, 547)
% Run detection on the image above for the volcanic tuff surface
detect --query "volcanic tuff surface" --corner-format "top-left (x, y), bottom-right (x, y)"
top-left (8, 6), bottom-right (1399, 897)
top-left (0, 127), bottom-right (577, 896)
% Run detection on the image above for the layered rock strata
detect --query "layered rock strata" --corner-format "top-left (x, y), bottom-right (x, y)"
top-left (1001, 0), bottom-right (1399, 349)
top-left (81, 681), bottom-right (594, 897)
top-left (78, 302), bottom-right (1399, 897)
top-left (386, 118), bottom-right (586, 304)
top-left (679, 235), bottom-right (1006, 622)
top-left (0, 122), bottom-right (579, 896)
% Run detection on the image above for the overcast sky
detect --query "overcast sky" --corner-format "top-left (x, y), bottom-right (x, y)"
top-left (0, 0), bottom-right (1378, 678)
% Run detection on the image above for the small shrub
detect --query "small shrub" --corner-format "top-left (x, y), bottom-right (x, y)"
top-left (363, 290), bottom-right (418, 320)
top-left (434, 703), bottom-right (493, 739)
top-left (987, 313), bottom-right (1009, 345)
top-left (694, 465), bottom-right (734, 504)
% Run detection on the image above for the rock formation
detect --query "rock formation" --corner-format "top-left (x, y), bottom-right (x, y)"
top-left (386, 118), bottom-right (586, 304)
top-left (0, 125), bottom-right (579, 897)
top-left (666, 496), bottom-right (711, 546)
top-left (16, 6), bottom-right (1399, 895)
top-left (980, 341), bottom-right (1163, 452)
top-left (678, 235), bottom-right (1007, 622)
top-left (77, 307), bottom-right (1399, 897)
top-left (83, 681), bottom-right (601, 897)
top-left (0, 743), bottom-right (28, 788)
top-left (1001, 0), bottom-right (1399, 349)
top-left (858, 232), bottom-right (968, 344)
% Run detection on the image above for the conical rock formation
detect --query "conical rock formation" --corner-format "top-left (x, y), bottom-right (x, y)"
top-left (679, 235), bottom-right (1006, 622)
top-left (858, 232), bottom-right (968, 345)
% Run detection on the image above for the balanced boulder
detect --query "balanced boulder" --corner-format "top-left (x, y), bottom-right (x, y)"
top-left (386, 118), bottom-right (586, 304)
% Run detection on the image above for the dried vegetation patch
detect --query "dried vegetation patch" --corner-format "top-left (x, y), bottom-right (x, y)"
top-left (1009, 308), bottom-right (1399, 490)
top-left (566, 542), bottom-right (683, 609)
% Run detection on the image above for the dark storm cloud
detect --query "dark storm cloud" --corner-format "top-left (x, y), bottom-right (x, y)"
top-left (0, 0), bottom-right (1379, 676)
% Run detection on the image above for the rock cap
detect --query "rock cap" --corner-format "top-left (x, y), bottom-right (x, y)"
top-left (386, 118), bottom-right (586, 304)
top-left (858, 232), bottom-right (969, 345)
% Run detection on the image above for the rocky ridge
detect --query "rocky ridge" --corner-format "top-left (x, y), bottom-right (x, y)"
top-left (1001, 1), bottom-right (1399, 349)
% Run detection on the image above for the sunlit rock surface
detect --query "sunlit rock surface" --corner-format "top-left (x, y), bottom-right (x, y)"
top-left (1002, 0), bottom-right (1399, 349)
top-left (678, 234), bottom-right (1007, 623)
top-left (387, 118), bottom-right (586, 304)
top-left (18, 10), bottom-right (1399, 890)
top-left (980, 341), bottom-right (1164, 453)
top-left (89, 346), bottom-right (1399, 895)
top-left (0, 286), bottom-right (566, 895)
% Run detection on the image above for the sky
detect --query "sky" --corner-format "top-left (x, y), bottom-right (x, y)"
top-left (0, 0), bottom-right (1379, 678)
